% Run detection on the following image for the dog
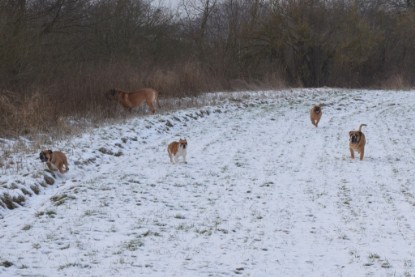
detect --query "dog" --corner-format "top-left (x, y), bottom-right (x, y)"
top-left (167, 138), bottom-right (187, 164)
top-left (349, 124), bottom-right (367, 160)
top-left (106, 88), bottom-right (160, 114)
top-left (39, 150), bottom-right (69, 174)
top-left (310, 104), bottom-right (322, 127)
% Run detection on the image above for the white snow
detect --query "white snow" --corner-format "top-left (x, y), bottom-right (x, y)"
top-left (1, 88), bottom-right (415, 276)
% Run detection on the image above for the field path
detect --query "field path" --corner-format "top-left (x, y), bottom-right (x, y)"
top-left (1, 89), bottom-right (415, 276)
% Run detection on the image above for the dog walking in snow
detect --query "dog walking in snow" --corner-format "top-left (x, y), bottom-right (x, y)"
top-left (167, 138), bottom-right (187, 164)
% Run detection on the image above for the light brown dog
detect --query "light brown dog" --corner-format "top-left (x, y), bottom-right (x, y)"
top-left (39, 150), bottom-right (69, 174)
top-left (167, 138), bottom-right (187, 164)
top-left (106, 88), bottom-right (160, 114)
top-left (349, 124), bottom-right (367, 160)
top-left (310, 104), bottom-right (322, 127)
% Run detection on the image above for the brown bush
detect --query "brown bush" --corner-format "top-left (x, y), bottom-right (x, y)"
top-left (0, 90), bottom-right (51, 137)
top-left (0, 60), bottom-right (232, 138)
top-left (380, 74), bottom-right (412, 90)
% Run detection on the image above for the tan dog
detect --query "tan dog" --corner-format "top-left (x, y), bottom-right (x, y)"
top-left (167, 138), bottom-right (187, 164)
top-left (349, 124), bottom-right (367, 160)
top-left (39, 150), bottom-right (69, 174)
top-left (106, 88), bottom-right (160, 114)
top-left (310, 104), bottom-right (322, 127)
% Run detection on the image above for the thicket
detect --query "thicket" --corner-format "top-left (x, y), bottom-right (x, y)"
top-left (1, 0), bottom-right (414, 137)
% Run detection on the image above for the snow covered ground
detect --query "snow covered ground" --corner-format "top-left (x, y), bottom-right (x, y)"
top-left (1, 88), bottom-right (415, 276)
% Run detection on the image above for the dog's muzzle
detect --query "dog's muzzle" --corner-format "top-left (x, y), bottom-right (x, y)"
top-left (350, 135), bottom-right (359, 144)
top-left (39, 153), bottom-right (48, 162)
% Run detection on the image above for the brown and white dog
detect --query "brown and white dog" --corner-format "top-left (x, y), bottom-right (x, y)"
top-left (39, 150), bottom-right (69, 174)
top-left (310, 104), bottom-right (323, 127)
top-left (349, 124), bottom-right (367, 160)
top-left (167, 138), bottom-right (187, 164)
top-left (106, 88), bottom-right (160, 114)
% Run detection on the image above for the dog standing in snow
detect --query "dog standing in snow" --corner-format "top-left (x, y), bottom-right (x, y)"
top-left (39, 150), bottom-right (69, 173)
top-left (167, 138), bottom-right (187, 164)
top-left (310, 104), bottom-right (323, 127)
top-left (349, 124), bottom-right (367, 160)
top-left (106, 88), bottom-right (160, 114)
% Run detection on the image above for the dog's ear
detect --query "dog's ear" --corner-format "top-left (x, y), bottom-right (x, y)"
top-left (349, 131), bottom-right (352, 136)
top-left (48, 150), bottom-right (53, 154)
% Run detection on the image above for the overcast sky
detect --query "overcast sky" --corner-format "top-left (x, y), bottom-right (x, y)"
top-left (153, 0), bottom-right (181, 9)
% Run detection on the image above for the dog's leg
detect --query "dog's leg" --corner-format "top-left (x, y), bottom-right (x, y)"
top-left (350, 148), bottom-right (355, 159)
top-left (46, 162), bottom-right (55, 171)
top-left (359, 149), bottom-right (364, 161)
top-left (43, 162), bottom-right (52, 172)
top-left (168, 152), bottom-right (174, 164)
top-left (59, 162), bottom-right (69, 173)
top-left (147, 101), bottom-right (156, 114)
top-left (58, 163), bottom-right (66, 174)
top-left (183, 153), bottom-right (187, 163)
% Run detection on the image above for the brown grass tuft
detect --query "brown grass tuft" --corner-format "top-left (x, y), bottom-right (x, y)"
top-left (0, 193), bottom-right (25, 209)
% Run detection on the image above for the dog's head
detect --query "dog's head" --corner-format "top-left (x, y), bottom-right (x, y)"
top-left (39, 150), bottom-right (53, 162)
top-left (349, 131), bottom-right (362, 144)
top-left (313, 105), bottom-right (321, 114)
top-left (179, 138), bottom-right (187, 149)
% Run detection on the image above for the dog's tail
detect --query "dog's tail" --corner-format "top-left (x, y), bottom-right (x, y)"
top-left (358, 124), bottom-right (367, 132)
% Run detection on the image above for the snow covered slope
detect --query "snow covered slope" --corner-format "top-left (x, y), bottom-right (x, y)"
top-left (1, 88), bottom-right (415, 276)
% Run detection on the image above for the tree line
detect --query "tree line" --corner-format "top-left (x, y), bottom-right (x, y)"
top-left (0, 0), bottom-right (414, 135)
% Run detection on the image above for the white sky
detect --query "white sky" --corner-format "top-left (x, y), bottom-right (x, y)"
top-left (153, 0), bottom-right (181, 9)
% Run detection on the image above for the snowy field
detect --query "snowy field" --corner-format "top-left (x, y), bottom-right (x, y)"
top-left (1, 88), bottom-right (415, 276)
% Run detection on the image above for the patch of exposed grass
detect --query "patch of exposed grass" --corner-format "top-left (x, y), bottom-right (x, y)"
top-left (30, 185), bottom-right (40, 195)
top-left (0, 260), bottom-right (13, 268)
top-left (124, 239), bottom-right (144, 251)
top-left (174, 214), bottom-right (186, 220)
top-left (22, 224), bottom-right (32, 231)
top-left (50, 194), bottom-right (75, 206)
top-left (35, 210), bottom-right (56, 218)
top-left (58, 263), bottom-right (91, 270)
top-left (0, 193), bottom-right (25, 209)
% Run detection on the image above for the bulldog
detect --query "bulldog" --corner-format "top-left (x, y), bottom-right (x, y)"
top-left (106, 88), bottom-right (160, 114)
top-left (39, 150), bottom-right (69, 174)
top-left (349, 124), bottom-right (367, 160)
top-left (310, 104), bottom-right (322, 127)
top-left (167, 138), bottom-right (187, 164)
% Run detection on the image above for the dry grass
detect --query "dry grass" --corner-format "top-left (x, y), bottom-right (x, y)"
top-left (0, 61), bottom-right (234, 139)
top-left (0, 61), bottom-right (288, 197)
top-left (0, 193), bottom-right (25, 209)
top-left (380, 74), bottom-right (412, 90)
